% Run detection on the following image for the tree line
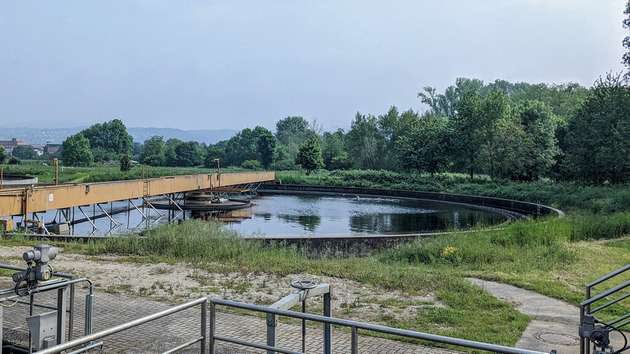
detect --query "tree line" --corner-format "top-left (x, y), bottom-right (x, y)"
top-left (58, 74), bottom-right (629, 185)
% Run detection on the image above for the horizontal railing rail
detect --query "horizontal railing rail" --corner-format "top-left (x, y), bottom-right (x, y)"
top-left (210, 299), bottom-right (553, 354)
top-left (586, 264), bottom-right (630, 288)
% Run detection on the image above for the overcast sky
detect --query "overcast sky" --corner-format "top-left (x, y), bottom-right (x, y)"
top-left (0, 0), bottom-right (626, 131)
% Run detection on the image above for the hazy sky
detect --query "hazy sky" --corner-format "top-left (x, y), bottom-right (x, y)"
top-left (0, 0), bottom-right (626, 131)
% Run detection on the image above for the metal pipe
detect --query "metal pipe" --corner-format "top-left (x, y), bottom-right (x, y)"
top-left (161, 337), bottom-right (203, 354)
top-left (28, 278), bottom-right (91, 294)
top-left (213, 335), bottom-right (302, 354)
top-left (212, 299), bottom-right (550, 354)
top-left (65, 341), bottom-right (103, 354)
top-left (35, 297), bottom-right (208, 354)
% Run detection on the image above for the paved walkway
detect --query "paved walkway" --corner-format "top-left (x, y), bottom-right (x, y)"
top-left (468, 278), bottom-right (628, 353)
top-left (3, 288), bottom-right (458, 353)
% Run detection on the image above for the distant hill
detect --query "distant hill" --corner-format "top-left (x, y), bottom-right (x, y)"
top-left (0, 127), bottom-right (237, 145)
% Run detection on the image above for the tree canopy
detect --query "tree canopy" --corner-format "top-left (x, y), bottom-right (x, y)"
top-left (0, 146), bottom-right (6, 164)
top-left (80, 119), bottom-right (133, 162)
top-left (140, 136), bottom-right (166, 166)
top-left (563, 74), bottom-right (630, 183)
top-left (295, 137), bottom-right (323, 174)
top-left (62, 134), bottom-right (93, 167)
top-left (11, 145), bottom-right (38, 160)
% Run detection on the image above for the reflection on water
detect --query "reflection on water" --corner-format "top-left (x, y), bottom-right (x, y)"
top-left (31, 193), bottom-right (506, 237)
top-left (223, 194), bottom-right (506, 237)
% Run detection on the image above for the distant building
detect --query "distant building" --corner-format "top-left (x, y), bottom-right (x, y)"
top-left (31, 144), bottom-right (45, 156)
top-left (0, 138), bottom-right (25, 154)
top-left (44, 143), bottom-right (62, 155)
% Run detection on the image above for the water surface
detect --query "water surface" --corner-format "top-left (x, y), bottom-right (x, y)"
top-left (223, 193), bottom-right (506, 237)
top-left (33, 193), bottom-right (506, 237)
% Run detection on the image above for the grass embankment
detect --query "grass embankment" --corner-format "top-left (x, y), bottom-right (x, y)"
top-left (0, 162), bottom-right (244, 184)
top-left (277, 170), bottom-right (630, 213)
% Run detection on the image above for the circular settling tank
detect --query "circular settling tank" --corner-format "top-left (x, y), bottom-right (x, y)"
top-left (223, 193), bottom-right (508, 238)
top-left (0, 174), bottom-right (38, 188)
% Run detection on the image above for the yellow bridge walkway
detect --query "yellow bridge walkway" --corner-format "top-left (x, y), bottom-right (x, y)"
top-left (0, 171), bottom-right (275, 217)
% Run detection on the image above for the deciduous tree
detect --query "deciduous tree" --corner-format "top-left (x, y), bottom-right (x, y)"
top-left (0, 146), bottom-right (6, 164)
top-left (295, 137), bottom-right (323, 174)
top-left (563, 73), bottom-right (630, 183)
top-left (140, 136), bottom-right (166, 166)
top-left (11, 145), bottom-right (38, 160)
top-left (62, 134), bottom-right (93, 167)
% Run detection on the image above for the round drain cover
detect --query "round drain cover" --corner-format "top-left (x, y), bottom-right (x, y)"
top-left (536, 331), bottom-right (580, 346)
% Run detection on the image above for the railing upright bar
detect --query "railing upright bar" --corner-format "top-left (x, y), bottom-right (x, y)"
top-left (351, 326), bottom-right (358, 354)
top-left (266, 313), bottom-right (276, 354)
top-left (209, 302), bottom-right (216, 354)
top-left (323, 291), bottom-right (332, 354)
top-left (201, 300), bottom-right (208, 354)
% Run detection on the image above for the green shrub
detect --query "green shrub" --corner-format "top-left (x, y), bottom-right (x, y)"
top-left (241, 160), bottom-right (261, 170)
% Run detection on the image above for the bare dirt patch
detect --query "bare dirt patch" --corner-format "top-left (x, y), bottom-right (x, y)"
top-left (0, 246), bottom-right (442, 323)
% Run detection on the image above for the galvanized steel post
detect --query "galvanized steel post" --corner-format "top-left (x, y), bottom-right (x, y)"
top-left (201, 300), bottom-right (208, 354)
top-left (351, 326), bottom-right (358, 354)
top-left (209, 302), bottom-right (216, 354)
top-left (323, 290), bottom-right (332, 354)
top-left (266, 313), bottom-right (276, 354)
top-left (56, 287), bottom-right (68, 345)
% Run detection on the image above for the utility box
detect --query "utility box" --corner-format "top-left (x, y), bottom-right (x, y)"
top-left (27, 311), bottom-right (58, 350)
top-left (49, 222), bottom-right (70, 235)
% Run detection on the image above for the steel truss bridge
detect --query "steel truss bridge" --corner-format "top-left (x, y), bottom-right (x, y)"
top-left (0, 172), bottom-right (275, 233)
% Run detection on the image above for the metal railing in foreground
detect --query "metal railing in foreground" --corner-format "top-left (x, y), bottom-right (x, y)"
top-left (34, 297), bottom-right (208, 354)
top-left (580, 264), bottom-right (629, 354)
top-left (210, 299), bottom-right (554, 354)
top-left (36, 296), bottom-right (555, 354)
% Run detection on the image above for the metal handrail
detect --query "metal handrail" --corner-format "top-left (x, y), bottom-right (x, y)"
top-left (581, 280), bottom-right (630, 307)
top-left (35, 297), bottom-right (209, 354)
top-left (580, 264), bottom-right (630, 354)
top-left (210, 299), bottom-right (552, 354)
top-left (586, 264), bottom-right (630, 288)
top-left (590, 292), bottom-right (630, 314)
